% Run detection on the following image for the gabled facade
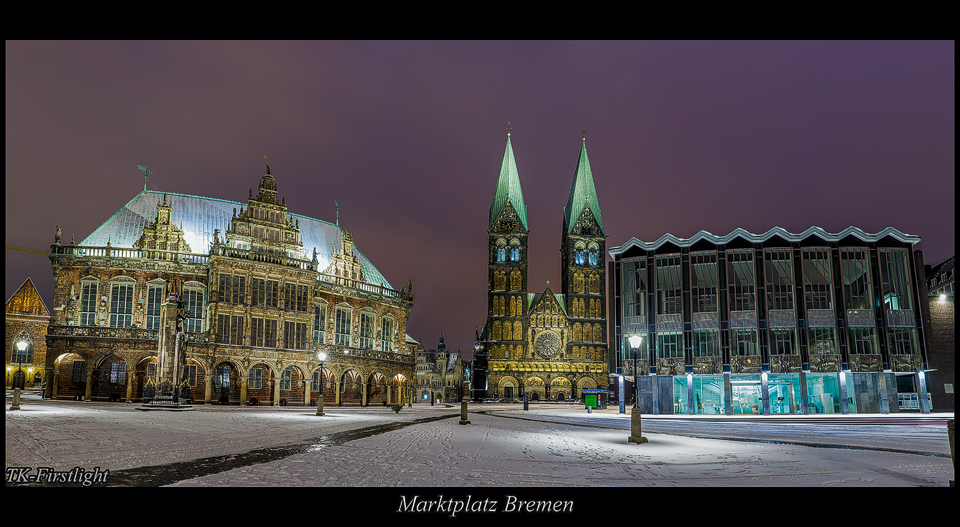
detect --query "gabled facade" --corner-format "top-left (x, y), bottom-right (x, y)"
top-left (474, 131), bottom-right (608, 401)
top-left (414, 335), bottom-right (467, 403)
top-left (45, 162), bottom-right (415, 406)
top-left (6, 277), bottom-right (50, 388)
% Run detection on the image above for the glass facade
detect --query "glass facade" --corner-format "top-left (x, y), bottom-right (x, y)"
top-left (611, 227), bottom-right (928, 415)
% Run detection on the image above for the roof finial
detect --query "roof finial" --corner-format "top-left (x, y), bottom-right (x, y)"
top-left (582, 126), bottom-right (586, 141)
top-left (264, 155), bottom-right (270, 175)
top-left (138, 163), bottom-right (153, 191)
top-left (506, 121), bottom-right (512, 137)
top-left (335, 199), bottom-right (340, 227)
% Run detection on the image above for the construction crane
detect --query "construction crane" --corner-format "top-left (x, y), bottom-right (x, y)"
top-left (6, 244), bottom-right (49, 256)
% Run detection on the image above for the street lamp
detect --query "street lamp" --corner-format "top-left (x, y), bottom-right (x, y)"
top-left (15, 340), bottom-right (28, 390)
top-left (315, 351), bottom-right (327, 416)
top-left (627, 334), bottom-right (643, 408)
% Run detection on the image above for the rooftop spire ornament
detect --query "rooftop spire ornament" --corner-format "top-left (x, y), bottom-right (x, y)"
top-left (582, 126), bottom-right (587, 141)
top-left (264, 155), bottom-right (270, 175)
top-left (506, 121), bottom-right (512, 136)
top-left (138, 163), bottom-right (154, 191)
top-left (335, 200), bottom-right (340, 227)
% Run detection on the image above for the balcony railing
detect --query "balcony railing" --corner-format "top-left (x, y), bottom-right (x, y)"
top-left (50, 244), bottom-right (209, 265)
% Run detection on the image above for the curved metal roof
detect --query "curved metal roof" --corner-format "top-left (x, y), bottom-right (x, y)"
top-left (609, 226), bottom-right (921, 256)
top-left (79, 189), bottom-right (393, 288)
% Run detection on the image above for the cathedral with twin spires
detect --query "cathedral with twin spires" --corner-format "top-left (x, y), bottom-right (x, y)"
top-left (473, 129), bottom-right (609, 401)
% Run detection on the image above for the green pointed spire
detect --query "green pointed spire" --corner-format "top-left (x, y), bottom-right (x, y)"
top-left (489, 127), bottom-right (528, 231)
top-left (564, 135), bottom-right (604, 235)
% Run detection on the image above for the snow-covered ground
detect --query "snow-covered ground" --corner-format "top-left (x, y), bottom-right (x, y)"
top-left (5, 397), bottom-right (954, 487)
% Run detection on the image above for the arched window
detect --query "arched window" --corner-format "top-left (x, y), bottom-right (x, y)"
top-left (588, 243), bottom-right (600, 267)
top-left (510, 239), bottom-right (521, 262)
top-left (496, 239), bottom-right (507, 263)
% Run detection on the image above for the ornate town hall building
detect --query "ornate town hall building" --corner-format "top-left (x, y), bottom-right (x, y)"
top-left (473, 131), bottom-right (609, 401)
top-left (43, 162), bottom-right (415, 406)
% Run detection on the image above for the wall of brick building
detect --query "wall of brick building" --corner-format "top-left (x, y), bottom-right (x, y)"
top-left (926, 297), bottom-right (955, 412)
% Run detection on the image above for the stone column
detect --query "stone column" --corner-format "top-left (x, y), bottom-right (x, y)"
top-left (48, 368), bottom-right (58, 399)
top-left (387, 384), bottom-right (392, 405)
top-left (304, 378), bottom-right (312, 406)
top-left (240, 377), bottom-right (248, 405)
top-left (335, 379), bottom-right (341, 406)
top-left (628, 407), bottom-right (648, 443)
top-left (362, 381), bottom-right (368, 407)
top-left (84, 368), bottom-right (94, 401)
top-left (125, 368), bottom-right (134, 403)
top-left (272, 377), bottom-right (280, 406)
top-left (204, 374), bottom-right (212, 404)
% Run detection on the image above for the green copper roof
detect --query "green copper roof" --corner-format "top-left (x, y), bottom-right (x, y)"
top-left (489, 134), bottom-right (528, 231)
top-left (564, 139), bottom-right (604, 235)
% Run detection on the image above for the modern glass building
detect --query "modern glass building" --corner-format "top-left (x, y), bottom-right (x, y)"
top-left (608, 227), bottom-right (932, 415)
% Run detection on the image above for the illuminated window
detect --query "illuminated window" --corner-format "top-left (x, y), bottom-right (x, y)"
top-left (727, 250), bottom-right (756, 312)
top-left (146, 285), bottom-right (163, 330)
top-left (802, 249), bottom-right (833, 310)
top-left (314, 305), bottom-right (326, 343)
top-left (72, 359), bottom-right (86, 383)
top-left (764, 249), bottom-right (794, 310)
top-left (510, 239), bottom-right (521, 262)
top-left (656, 255), bottom-right (682, 316)
top-left (381, 317), bottom-right (394, 351)
top-left (109, 362), bottom-right (126, 385)
top-left (216, 365), bottom-right (230, 388)
top-left (840, 248), bottom-right (873, 310)
top-left (878, 249), bottom-right (913, 312)
top-left (657, 332), bottom-right (683, 359)
top-left (183, 289), bottom-right (204, 332)
top-left (109, 283), bottom-right (134, 328)
top-left (359, 312), bottom-right (375, 349)
top-left (691, 252), bottom-right (718, 314)
top-left (80, 281), bottom-right (98, 326)
top-left (335, 307), bottom-right (352, 346)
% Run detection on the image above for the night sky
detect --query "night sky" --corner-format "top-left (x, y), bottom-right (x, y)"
top-left (6, 41), bottom-right (954, 360)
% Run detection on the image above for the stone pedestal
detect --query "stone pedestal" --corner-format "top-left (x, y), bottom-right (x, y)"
top-left (459, 397), bottom-right (471, 425)
top-left (628, 407), bottom-right (648, 444)
top-left (10, 388), bottom-right (21, 411)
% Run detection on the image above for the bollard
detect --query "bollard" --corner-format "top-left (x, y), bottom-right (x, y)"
top-left (459, 397), bottom-right (471, 425)
top-left (587, 406), bottom-right (592, 414)
top-left (628, 406), bottom-right (648, 444)
top-left (10, 388), bottom-right (21, 411)
top-left (949, 419), bottom-right (954, 487)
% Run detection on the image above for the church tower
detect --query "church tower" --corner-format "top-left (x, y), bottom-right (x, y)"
top-left (481, 127), bottom-right (529, 396)
top-left (561, 135), bottom-right (607, 366)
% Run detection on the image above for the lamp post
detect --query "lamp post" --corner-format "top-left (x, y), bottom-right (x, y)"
top-left (10, 340), bottom-right (28, 410)
top-left (628, 334), bottom-right (643, 408)
top-left (626, 333), bottom-right (648, 444)
top-left (15, 340), bottom-right (28, 390)
top-left (315, 351), bottom-right (327, 416)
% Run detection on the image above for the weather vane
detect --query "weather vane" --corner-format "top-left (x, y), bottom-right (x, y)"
top-left (582, 126), bottom-right (587, 141)
top-left (138, 163), bottom-right (154, 191)
top-left (506, 121), bottom-right (512, 136)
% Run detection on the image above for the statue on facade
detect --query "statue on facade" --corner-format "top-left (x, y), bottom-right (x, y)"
top-left (55, 225), bottom-right (61, 245)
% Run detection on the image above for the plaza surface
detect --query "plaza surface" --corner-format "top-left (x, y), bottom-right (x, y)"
top-left (5, 394), bottom-right (954, 487)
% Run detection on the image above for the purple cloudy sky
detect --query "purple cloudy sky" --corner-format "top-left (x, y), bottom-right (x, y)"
top-left (6, 41), bottom-right (954, 359)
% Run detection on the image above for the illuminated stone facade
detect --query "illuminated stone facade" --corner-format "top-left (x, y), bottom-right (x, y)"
top-left (5, 277), bottom-right (50, 389)
top-left (414, 335), bottom-right (467, 403)
top-left (44, 163), bottom-right (415, 405)
top-left (473, 132), bottom-right (608, 401)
